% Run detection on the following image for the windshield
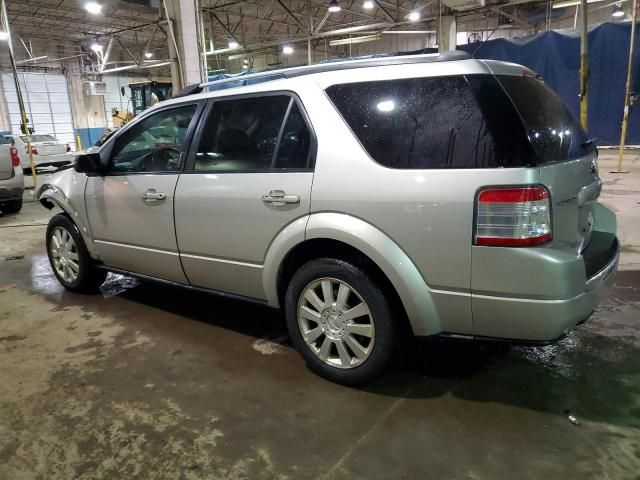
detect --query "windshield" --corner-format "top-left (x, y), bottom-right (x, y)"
top-left (498, 75), bottom-right (591, 164)
top-left (20, 134), bottom-right (58, 143)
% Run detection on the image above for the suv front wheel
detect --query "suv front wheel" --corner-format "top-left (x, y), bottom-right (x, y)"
top-left (285, 258), bottom-right (395, 385)
top-left (46, 214), bottom-right (107, 293)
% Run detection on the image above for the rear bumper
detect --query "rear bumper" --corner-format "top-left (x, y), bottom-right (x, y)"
top-left (0, 186), bottom-right (24, 201)
top-left (23, 153), bottom-right (73, 168)
top-left (472, 236), bottom-right (619, 342)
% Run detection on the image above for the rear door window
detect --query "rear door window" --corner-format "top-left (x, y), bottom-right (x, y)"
top-left (497, 75), bottom-right (591, 163)
top-left (193, 95), bottom-right (313, 172)
top-left (326, 76), bottom-right (499, 169)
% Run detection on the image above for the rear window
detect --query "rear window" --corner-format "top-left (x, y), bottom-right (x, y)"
top-left (497, 75), bottom-right (591, 163)
top-left (326, 76), bottom-right (500, 169)
top-left (20, 134), bottom-right (58, 143)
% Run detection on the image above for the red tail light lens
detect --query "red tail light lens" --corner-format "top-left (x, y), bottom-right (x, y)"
top-left (10, 146), bottom-right (20, 167)
top-left (475, 186), bottom-right (552, 247)
top-left (66, 144), bottom-right (71, 152)
top-left (28, 145), bottom-right (38, 155)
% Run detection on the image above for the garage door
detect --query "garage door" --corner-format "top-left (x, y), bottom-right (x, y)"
top-left (1, 72), bottom-right (76, 150)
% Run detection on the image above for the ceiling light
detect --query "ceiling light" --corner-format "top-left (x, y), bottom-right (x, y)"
top-left (242, 64), bottom-right (249, 69)
top-left (283, 44), bottom-right (294, 54)
top-left (408, 11), bottom-right (420, 21)
top-left (228, 40), bottom-right (239, 49)
top-left (85, 1), bottom-right (102, 14)
top-left (363, 0), bottom-right (374, 9)
top-left (328, 0), bottom-right (341, 12)
top-left (0, 31), bottom-right (8, 41)
top-left (612, 4), bottom-right (625, 16)
top-left (90, 43), bottom-right (102, 52)
top-left (329, 34), bottom-right (381, 46)
top-left (144, 51), bottom-right (153, 59)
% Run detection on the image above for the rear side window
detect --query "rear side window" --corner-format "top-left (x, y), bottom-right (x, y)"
top-left (326, 76), bottom-right (499, 169)
top-left (498, 76), bottom-right (590, 164)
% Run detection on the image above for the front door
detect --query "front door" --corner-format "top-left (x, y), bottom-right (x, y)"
top-left (85, 103), bottom-right (200, 283)
top-left (175, 94), bottom-right (315, 299)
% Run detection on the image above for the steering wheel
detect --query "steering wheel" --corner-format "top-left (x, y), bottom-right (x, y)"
top-left (150, 146), bottom-right (181, 171)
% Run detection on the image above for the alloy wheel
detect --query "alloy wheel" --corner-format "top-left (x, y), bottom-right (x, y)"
top-left (49, 226), bottom-right (80, 283)
top-left (297, 277), bottom-right (375, 369)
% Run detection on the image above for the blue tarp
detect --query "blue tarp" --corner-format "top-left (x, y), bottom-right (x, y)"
top-left (411, 23), bottom-right (640, 145)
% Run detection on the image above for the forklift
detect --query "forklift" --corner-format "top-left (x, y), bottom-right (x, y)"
top-left (111, 80), bottom-right (173, 127)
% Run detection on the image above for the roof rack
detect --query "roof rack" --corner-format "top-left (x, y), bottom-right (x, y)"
top-left (172, 51), bottom-right (471, 98)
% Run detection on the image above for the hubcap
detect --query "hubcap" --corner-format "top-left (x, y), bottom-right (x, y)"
top-left (297, 277), bottom-right (374, 369)
top-left (49, 226), bottom-right (80, 283)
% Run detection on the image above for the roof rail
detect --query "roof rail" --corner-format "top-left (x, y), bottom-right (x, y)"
top-left (174, 51), bottom-right (472, 97)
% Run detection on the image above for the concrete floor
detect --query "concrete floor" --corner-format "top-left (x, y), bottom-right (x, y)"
top-left (1, 154), bottom-right (639, 479)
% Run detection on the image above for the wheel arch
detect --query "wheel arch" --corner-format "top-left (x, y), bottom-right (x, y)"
top-left (263, 212), bottom-right (443, 336)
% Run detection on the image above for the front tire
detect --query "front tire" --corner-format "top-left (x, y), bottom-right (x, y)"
top-left (46, 214), bottom-right (107, 293)
top-left (285, 258), bottom-right (395, 386)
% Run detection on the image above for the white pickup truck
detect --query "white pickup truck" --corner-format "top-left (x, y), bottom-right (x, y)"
top-left (0, 136), bottom-right (24, 214)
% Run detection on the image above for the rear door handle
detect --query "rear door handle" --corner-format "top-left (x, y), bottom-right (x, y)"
top-left (262, 189), bottom-right (300, 207)
top-left (141, 189), bottom-right (166, 202)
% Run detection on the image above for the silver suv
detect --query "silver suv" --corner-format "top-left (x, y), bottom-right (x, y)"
top-left (37, 52), bottom-right (619, 385)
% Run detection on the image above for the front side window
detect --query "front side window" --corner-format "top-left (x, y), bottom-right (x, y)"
top-left (194, 95), bottom-right (311, 172)
top-left (109, 104), bottom-right (197, 173)
top-left (326, 76), bottom-right (499, 169)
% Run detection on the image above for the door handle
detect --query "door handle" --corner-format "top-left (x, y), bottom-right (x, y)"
top-left (262, 190), bottom-right (300, 207)
top-left (141, 189), bottom-right (166, 202)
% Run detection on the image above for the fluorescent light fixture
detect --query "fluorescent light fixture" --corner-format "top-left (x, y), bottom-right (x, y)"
top-left (329, 34), bottom-right (381, 46)
top-left (144, 51), bottom-right (153, 59)
top-left (612, 4), bottom-right (625, 16)
top-left (228, 40), bottom-right (239, 49)
top-left (363, 0), bottom-right (375, 9)
top-left (90, 43), bottom-right (102, 52)
top-left (382, 30), bottom-right (435, 34)
top-left (552, 0), bottom-right (604, 9)
top-left (376, 100), bottom-right (395, 112)
top-left (242, 64), bottom-right (249, 69)
top-left (328, 0), bottom-right (341, 12)
top-left (85, 1), bottom-right (102, 14)
top-left (408, 11), bottom-right (420, 21)
top-left (0, 31), bottom-right (8, 41)
top-left (283, 44), bottom-right (294, 54)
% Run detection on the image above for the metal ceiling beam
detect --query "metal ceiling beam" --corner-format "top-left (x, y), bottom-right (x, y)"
top-left (274, 0), bottom-right (307, 31)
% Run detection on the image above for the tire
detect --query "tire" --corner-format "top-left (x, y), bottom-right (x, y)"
top-left (1, 198), bottom-right (22, 214)
top-left (285, 258), bottom-right (395, 386)
top-left (46, 214), bottom-right (107, 293)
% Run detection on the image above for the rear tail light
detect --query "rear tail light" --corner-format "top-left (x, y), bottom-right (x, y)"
top-left (475, 186), bottom-right (552, 247)
top-left (66, 144), bottom-right (71, 152)
top-left (10, 146), bottom-right (20, 167)
top-left (27, 145), bottom-right (38, 155)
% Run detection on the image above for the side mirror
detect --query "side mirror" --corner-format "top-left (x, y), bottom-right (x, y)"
top-left (74, 153), bottom-right (104, 174)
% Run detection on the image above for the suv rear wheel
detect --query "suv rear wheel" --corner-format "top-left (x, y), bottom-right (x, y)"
top-left (46, 214), bottom-right (107, 293)
top-left (285, 258), bottom-right (395, 385)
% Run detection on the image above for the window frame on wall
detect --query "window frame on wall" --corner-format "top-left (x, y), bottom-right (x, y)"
top-left (183, 90), bottom-right (317, 174)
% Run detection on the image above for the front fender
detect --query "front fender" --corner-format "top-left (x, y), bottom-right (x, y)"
top-left (36, 169), bottom-right (96, 257)
top-left (263, 212), bottom-right (446, 336)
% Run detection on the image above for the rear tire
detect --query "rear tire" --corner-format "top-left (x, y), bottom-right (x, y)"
top-left (285, 258), bottom-right (395, 386)
top-left (46, 214), bottom-right (107, 293)
top-left (1, 198), bottom-right (22, 214)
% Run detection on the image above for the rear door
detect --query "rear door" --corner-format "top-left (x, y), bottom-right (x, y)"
top-left (174, 93), bottom-right (315, 299)
top-left (496, 75), bottom-right (599, 253)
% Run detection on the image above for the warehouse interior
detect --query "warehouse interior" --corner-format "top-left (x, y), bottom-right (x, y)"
top-left (0, 0), bottom-right (639, 478)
